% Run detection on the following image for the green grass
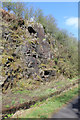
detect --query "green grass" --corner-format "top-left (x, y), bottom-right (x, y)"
top-left (18, 86), bottom-right (78, 118)
top-left (13, 90), bottom-right (31, 94)
top-left (67, 76), bottom-right (78, 82)
top-left (12, 77), bottom-right (77, 100)
top-left (3, 77), bottom-right (78, 116)
top-left (20, 98), bottom-right (25, 104)
top-left (4, 113), bottom-right (14, 119)
top-left (5, 105), bottom-right (10, 108)
top-left (11, 100), bottom-right (15, 105)
top-left (30, 88), bottom-right (56, 98)
top-left (28, 76), bottom-right (77, 98)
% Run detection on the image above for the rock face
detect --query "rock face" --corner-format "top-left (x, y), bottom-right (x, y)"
top-left (19, 22), bottom-right (55, 81)
top-left (1, 9), bottom-right (16, 22)
top-left (1, 9), bottom-right (77, 92)
top-left (0, 10), bottom-right (54, 92)
top-left (33, 23), bottom-right (45, 39)
top-left (0, 9), bottom-right (57, 92)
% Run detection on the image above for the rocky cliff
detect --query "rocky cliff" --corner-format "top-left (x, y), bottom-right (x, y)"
top-left (0, 9), bottom-right (77, 93)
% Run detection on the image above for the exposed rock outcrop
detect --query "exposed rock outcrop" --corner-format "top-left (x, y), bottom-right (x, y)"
top-left (1, 9), bottom-right (75, 93)
top-left (0, 9), bottom-right (57, 92)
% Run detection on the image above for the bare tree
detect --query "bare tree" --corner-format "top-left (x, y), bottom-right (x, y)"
top-left (12, 2), bottom-right (25, 18)
top-left (2, 2), bottom-right (13, 12)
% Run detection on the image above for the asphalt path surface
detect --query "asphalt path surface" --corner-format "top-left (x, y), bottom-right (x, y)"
top-left (52, 96), bottom-right (80, 119)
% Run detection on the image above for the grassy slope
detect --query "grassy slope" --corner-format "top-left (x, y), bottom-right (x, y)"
top-left (2, 77), bottom-right (78, 109)
top-left (11, 85), bottom-right (78, 118)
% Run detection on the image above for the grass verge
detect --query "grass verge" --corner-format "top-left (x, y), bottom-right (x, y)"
top-left (12, 86), bottom-right (78, 118)
top-left (2, 77), bottom-right (78, 111)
